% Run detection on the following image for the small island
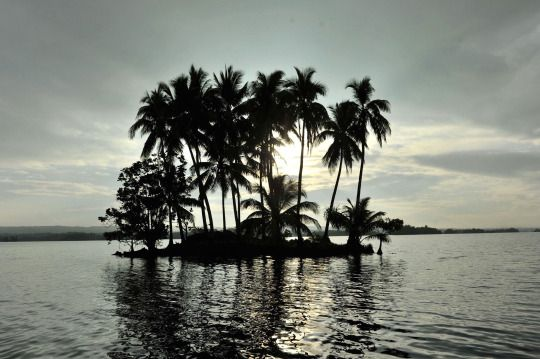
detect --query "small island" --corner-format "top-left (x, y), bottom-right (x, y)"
top-left (99, 66), bottom-right (403, 258)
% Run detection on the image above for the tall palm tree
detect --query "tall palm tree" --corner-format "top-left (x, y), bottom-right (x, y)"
top-left (284, 67), bottom-right (328, 244)
top-left (238, 70), bottom-right (294, 238)
top-left (129, 84), bottom-right (182, 246)
top-left (241, 175), bottom-right (320, 242)
top-left (166, 66), bottom-right (217, 232)
top-left (242, 71), bottom-right (295, 193)
top-left (212, 65), bottom-right (249, 230)
top-left (326, 197), bottom-right (388, 247)
top-left (346, 77), bottom-right (391, 207)
top-left (315, 101), bottom-right (362, 240)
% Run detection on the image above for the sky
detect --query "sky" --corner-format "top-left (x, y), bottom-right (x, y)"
top-left (0, 0), bottom-right (539, 228)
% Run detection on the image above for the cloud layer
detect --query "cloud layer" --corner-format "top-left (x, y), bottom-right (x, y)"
top-left (0, 0), bottom-right (539, 227)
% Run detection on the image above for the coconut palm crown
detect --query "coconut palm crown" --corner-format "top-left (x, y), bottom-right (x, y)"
top-left (326, 197), bottom-right (389, 247)
top-left (240, 175), bottom-right (320, 242)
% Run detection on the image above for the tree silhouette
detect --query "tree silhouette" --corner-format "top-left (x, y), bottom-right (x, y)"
top-left (284, 67), bottom-right (328, 244)
top-left (239, 70), bottom-right (294, 239)
top-left (210, 65), bottom-right (250, 231)
top-left (241, 175), bottom-right (320, 242)
top-left (166, 66), bottom-right (217, 232)
top-left (326, 197), bottom-right (388, 247)
top-left (315, 101), bottom-right (362, 240)
top-left (346, 77), bottom-right (391, 207)
top-left (99, 157), bottom-right (167, 251)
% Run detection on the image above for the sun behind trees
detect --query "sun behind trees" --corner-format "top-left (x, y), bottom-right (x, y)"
top-left (100, 65), bottom-right (403, 257)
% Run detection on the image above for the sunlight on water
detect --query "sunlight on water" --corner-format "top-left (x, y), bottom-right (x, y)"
top-left (1, 233), bottom-right (539, 358)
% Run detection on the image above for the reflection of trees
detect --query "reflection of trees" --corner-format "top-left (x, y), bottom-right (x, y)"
top-left (104, 256), bottom-right (404, 358)
top-left (106, 258), bottom-right (189, 358)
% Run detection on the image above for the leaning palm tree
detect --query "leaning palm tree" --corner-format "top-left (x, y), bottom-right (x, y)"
top-left (315, 101), bottom-right (362, 240)
top-left (129, 83), bottom-right (171, 159)
top-left (326, 197), bottom-right (388, 248)
top-left (241, 175), bottom-right (320, 242)
top-left (284, 67), bottom-right (328, 244)
top-left (347, 77), bottom-right (391, 207)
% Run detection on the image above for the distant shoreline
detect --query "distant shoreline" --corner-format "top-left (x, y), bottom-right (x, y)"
top-left (0, 228), bottom-right (538, 242)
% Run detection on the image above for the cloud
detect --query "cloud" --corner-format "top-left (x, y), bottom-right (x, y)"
top-left (8, 180), bottom-right (111, 197)
top-left (414, 151), bottom-right (540, 177)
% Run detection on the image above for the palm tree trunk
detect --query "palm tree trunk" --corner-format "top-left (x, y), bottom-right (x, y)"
top-left (377, 239), bottom-right (383, 255)
top-left (177, 210), bottom-right (184, 241)
top-left (196, 146), bottom-right (214, 231)
top-left (187, 145), bottom-right (208, 232)
top-left (349, 144), bottom-right (365, 245)
top-left (266, 139), bottom-right (274, 196)
top-left (231, 181), bottom-right (240, 233)
top-left (324, 154), bottom-right (343, 240)
top-left (221, 189), bottom-right (226, 231)
top-left (259, 159), bottom-right (266, 241)
top-left (296, 121), bottom-right (305, 244)
top-left (355, 143), bottom-right (366, 207)
top-left (236, 181), bottom-right (241, 225)
top-left (168, 204), bottom-right (173, 247)
top-left (203, 197), bottom-right (214, 231)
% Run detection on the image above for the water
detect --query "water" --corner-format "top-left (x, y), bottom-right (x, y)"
top-left (1, 233), bottom-right (539, 358)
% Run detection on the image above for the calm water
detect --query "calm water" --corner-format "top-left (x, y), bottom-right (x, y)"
top-left (1, 233), bottom-right (539, 358)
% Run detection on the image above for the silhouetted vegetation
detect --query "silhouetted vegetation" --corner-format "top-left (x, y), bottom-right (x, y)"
top-left (100, 65), bottom-right (399, 257)
top-left (393, 225), bottom-right (442, 235)
top-left (443, 227), bottom-right (519, 234)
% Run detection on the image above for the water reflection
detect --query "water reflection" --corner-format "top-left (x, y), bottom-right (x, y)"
top-left (104, 256), bottom-right (404, 358)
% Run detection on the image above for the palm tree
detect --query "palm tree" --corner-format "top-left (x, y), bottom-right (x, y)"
top-left (326, 197), bottom-right (389, 248)
top-left (166, 66), bottom-right (217, 232)
top-left (238, 70), bottom-right (294, 239)
top-left (315, 101), bottom-right (362, 240)
top-left (212, 65), bottom-right (249, 230)
top-left (242, 71), bottom-right (295, 193)
top-left (129, 84), bottom-right (182, 246)
top-left (128, 84), bottom-right (171, 159)
top-left (284, 67), bottom-right (328, 244)
top-left (241, 175), bottom-right (320, 242)
top-left (375, 232), bottom-right (390, 255)
top-left (346, 77), bottom-right (391, 208)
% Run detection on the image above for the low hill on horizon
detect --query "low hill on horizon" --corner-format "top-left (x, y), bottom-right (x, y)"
top-left (0, 226), bottom-right (108, 235)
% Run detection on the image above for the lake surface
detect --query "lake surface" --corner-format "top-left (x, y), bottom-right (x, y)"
top-left (1, 233), bottom-right (539, 358)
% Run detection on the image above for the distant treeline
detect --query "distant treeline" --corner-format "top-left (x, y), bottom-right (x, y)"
top-left (0, 232), bottom-right (105, 242)
top-left (316, 225), bottom-right (525, 236)
top-left (395, 225), bottom-right (520, 235)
